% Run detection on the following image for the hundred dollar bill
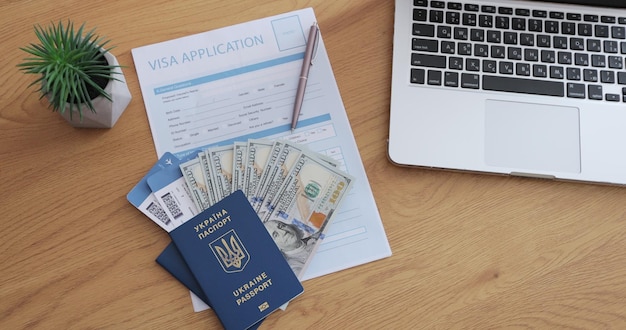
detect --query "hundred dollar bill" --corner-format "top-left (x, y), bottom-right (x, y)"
top-left (231, 142), bottom-right (247, 193)
top-left (198, 151), bottom-right (219, 208)
top-left (251, 140), bottom-right (284, 210)
top-left (206, 144), bottom-right (234, 201)
top-left (243, 139), bottom-right (273, 201)
top-left (261, 149), bottom-right (355, 278)
top-left (256, 141), bottom-right (306, 217)
top-left (180, 158), bottom-right (211, 211)
top-left (316, 151), bottom-right (340, 168)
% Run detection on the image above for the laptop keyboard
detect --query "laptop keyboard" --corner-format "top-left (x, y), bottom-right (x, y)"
top-left (410, 0), bottom-right (626, 102)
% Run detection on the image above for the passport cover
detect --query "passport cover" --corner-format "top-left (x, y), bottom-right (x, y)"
top-left (156, 242), bottom-right (209, 304)
top-left (169, 190), bottom-right (303, 329)
top-left (155, 243), bottom-right (264, 330)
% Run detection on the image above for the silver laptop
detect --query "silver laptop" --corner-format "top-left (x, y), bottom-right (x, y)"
top-left (390, 0), bottom-right (626, 184)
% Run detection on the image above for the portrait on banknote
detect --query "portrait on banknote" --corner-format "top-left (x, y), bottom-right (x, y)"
top-left (264, 220), bottom-right (319, 275)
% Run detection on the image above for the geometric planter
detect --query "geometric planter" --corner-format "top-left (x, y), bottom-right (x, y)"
top-left (59, 51), bottom-right (132, 128)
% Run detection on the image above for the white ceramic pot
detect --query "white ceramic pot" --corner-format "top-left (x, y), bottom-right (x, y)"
top-left (58, 51), bottom-right (132, 128)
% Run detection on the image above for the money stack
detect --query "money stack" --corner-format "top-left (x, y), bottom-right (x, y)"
top-left (129, 138), bottom-right (355, 279)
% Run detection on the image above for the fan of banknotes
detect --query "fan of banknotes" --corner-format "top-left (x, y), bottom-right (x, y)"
top-left (128, 138), bottom-right (355, 278)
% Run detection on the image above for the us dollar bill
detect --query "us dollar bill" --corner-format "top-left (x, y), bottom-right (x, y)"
top-left (179, 158), bottom-right (211, 211)
top-left (251, 140), bottom-right (284, 210)
top-left (198, 151), bottom-right (218, 207)
top-left (207, 145), bottom-right (234, 201)
top-left (261, 149), bottom-right (355, 277)
top-left (243, 139), bottom-right (273, 201)
top-left (256, 141), bottom-right (306, 217)
top-left (262, 149), bottom-right (354, 227)
top-left (231, 142), bottom-right (247, 193)
top-left (316, 152), bottom-right (339, 168)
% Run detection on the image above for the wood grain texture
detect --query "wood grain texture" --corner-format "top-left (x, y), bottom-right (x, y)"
top-left (2, 0), bottom-right (626, 329)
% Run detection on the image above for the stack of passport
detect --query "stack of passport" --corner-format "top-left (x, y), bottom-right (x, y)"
top-left (127, 139), bottom-right (354, 329)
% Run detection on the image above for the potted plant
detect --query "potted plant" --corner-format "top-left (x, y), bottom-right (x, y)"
top-left (18, 21), bottom-right (131, 128)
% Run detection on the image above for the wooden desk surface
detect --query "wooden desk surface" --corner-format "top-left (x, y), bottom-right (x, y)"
top-left (2, 0), bottom-right (626, 328)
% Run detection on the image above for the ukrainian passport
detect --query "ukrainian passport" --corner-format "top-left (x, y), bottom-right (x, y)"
top-left (169, 190), bottom-right (303, 329)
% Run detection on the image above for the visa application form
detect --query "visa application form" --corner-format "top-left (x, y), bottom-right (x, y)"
top-left (132, 7), bottom-right (391, 303)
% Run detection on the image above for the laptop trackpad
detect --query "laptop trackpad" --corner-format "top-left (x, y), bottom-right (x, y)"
top-left (484, 100), bottom-right (581, 174)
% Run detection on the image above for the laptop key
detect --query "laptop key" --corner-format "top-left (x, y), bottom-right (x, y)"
top-left (483, 60), bottom-right (497, 73)
top-left (562, 22), bottom-right (576, 35)
top-left (496, 16), bottom-right (509, 29)
top-left (533, 64), bottom-right (548, 77)
top-left (431, 1), bottom-right (445, 8)
top-left (578, 23), bottom-right (592, 36)
top-left (609, 56), bottom-right (623, 69)
top-left (512, 18), bottom-right (526, 30)
top-left (482, 6), bottom-right (496, 13)
top-left (448, 2), bottom-right (463, 10)
top-left (438, 25), bottom-right (452, 38)
top-left (550, 66), bottom-right (564, 79)
top-left (600, 70), bottom-right (615, 83)
top-left (588, 85), bottom-right (603, 100)
top-left (461, 73), bottom-right (480, 88)
top-left (411, 53), bottom-right (447, 68)
top-left (413, 23), bottom-right (435, 37)
top-left (606, 93), bottom-right (620, 101)
top-left (410, 68), bottom-right (425, 84)
top-left (601, 16), bottom-right (616, 24)
top-left (604, 40), bottom-right (619, 53)
top-left (567, 67), bottom-right (581, 80)
top-left (541, 50), bottom-right (556, 62)
top-left (545, 20), bottom-right (559, 33)
top-left (454, 27), bottom-right (469, 40)
top-left (470, 28), bottom-right (485, 41)
top-left (465, 4), bottom-right (479, 12)
top-left (479, 14), bottom-right (494, 27)
top-left (463, 13), bottom-right (477, 26)
top-left (449, 57), bottom-right (463, 70)
top-left (466, 58), bottom-right (480, 71)
top-left (499, 61), bottom-right (514, 74)
top-left (446, 12), bottom-right (461, 25)
top-left (483, 75), bottom-right (564, 96)
top-left (458, 42), bottom-right (472, 55)
top-left (444, 71), bottom-right (459, 87)
top-left (529, 19), bottom-right (542, 32)
top-left (584, 14), bottom-right (599, 22)
top-left (567, 83), bottom-right (586, 98)
top-left (441, 41), bottom-right (456, 53)
top-left (413, 38), bottom-right (439, 52)
top-left (595, 25), bottom-right (609, 38)
top-left (428, 70), bottom-right (443, 85)
top-left (414, 9), bottom-right (428, 22)
top-left (430, 10), bottom-right (444, 23)
top-left (591, 54), bottom-right (606, 67)
top-left (612, 26), bottom-right (625, 39)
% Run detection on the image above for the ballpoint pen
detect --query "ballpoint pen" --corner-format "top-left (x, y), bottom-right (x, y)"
top-left (291, 22), bottom-right (319, 132)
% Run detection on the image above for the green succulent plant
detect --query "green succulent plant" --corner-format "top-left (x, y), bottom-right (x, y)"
top-left (17, 21), bottom-right (121, 121)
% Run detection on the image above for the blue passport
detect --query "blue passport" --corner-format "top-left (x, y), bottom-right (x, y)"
top-left (155, 243), bottom-right (263, 330)
top-left (169, 190), bottom-right (303, 329)
top-left (156, 242), bottom-right (209, 304)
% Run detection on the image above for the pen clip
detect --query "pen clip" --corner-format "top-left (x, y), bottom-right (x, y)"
top-left (310, 22), bottom-right (320, 65)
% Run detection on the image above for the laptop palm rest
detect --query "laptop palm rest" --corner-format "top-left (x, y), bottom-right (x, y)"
top-left (484, 100), bottom-right (581, 174)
